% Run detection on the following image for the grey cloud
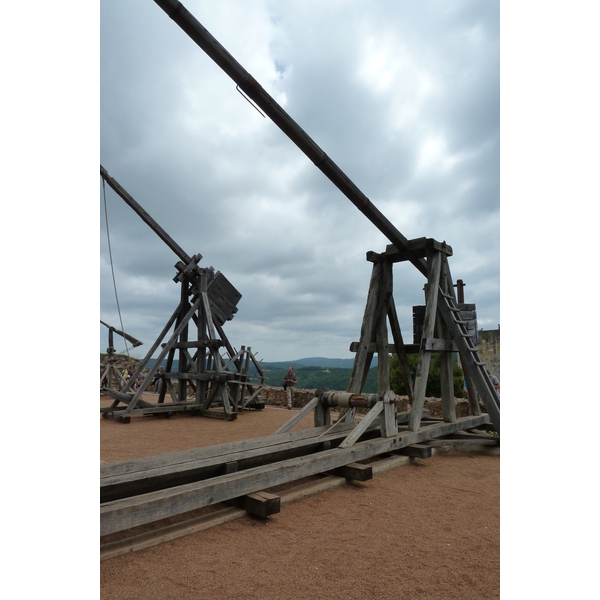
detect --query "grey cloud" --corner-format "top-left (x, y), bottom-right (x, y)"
top-left (100, 0), bottom-right (499, 362)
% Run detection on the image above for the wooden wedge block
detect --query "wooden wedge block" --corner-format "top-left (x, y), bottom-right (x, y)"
top-left (226, 491), bottom-right (281, 518)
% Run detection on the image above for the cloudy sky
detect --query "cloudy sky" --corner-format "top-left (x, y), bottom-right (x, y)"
top-left (100, 0), bottom-right (500, 363)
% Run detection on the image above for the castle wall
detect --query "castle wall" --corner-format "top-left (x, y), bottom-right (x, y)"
top-left (476, 328), bottom-right (500, 381)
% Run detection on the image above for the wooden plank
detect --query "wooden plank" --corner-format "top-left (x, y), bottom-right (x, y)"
top-left (100, 415), bottom-right (489, 535)
top-left (437, 293), bottom-right (500, 434)
top-left (387, 298), bottom-right (414, 402)
top-left (426, 438), bottom-right (498, 447)
top-left (225, 491), bottom-right (281, 518)
top-left (101, 421), bottom-right (362, 479)
top-left (101, 421), bottom-right (381, 502)
top-left (349, 341), bottom-right (458, 354)
top-left (439, 258), bottom-right (456, 424)
top-left (373, 238), bottom-right (453, 262)
top-left (380, 390), bottom-right (398, 438)
top-left (274, 397), bottom-right (319, 434)
top-left (101, 447), bottom-right (447, 560)
top-left (421, 338), bottom-right (458, 352)
top-left (101, 409), bottom-right (422, 485)
top-left (347, 262), bottom-right (383, 395)
top-left (329, 462), bottom-right (373, 482)
top-left (125, 296), bottom-right (204, 412)
top-left (395, 444), bottom-right (433, 459)
top-left (101, 419), bottom-right (381, 503)
top-left (376, 260), bottom-right (393, 394)
top-left (408, 250), bottom-right (442, 431)
top-left (338, 401), bottom-right (384, 449)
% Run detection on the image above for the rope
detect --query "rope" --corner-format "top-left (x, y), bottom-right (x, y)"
top-left (102, 176), bottom-right (130, 359)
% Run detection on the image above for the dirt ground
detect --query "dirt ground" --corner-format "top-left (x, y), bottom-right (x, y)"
top-left (100, 395), bottom-right (499, 599)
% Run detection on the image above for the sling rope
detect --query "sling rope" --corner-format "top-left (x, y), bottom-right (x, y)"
top-left (102, 176), bottom-right (131, 359)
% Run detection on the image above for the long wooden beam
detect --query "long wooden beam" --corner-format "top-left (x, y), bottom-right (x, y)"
top-left (101, 418), bottom-right (382, 502)
top-left (101, 164), bottom-right (193, 265)
top-left (152, 0), bottom-right (427, 277)
top-left (101, 414), bottom-right (489, 535)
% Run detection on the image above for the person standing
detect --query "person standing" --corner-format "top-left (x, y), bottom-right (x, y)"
top-left (153, 366), bottom-right (165, 393)
top-left (487, 370), bottom-right (500, 393)
top-left (283, 366), bottom-right (297, 410)
top-left (487, 370), bottom-right (500, 407)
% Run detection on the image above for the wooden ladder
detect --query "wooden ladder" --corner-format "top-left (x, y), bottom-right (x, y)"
top-left (437, 288), bottom-right (500, 434)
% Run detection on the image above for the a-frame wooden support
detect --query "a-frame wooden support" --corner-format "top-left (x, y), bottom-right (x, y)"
top-left (100, 166), bottom-right (267, 423)
top-left (348, 238), bottom-right (500, 436)
top-left (102, 260), bottom-right (267, 421)
top-left (100, 321), bottom-right (142, 392)
top-left (275, 237), bottom-right (499, 447)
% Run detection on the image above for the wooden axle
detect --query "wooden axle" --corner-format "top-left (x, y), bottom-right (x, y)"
top-left (320, 390), bottom-right (392, 409)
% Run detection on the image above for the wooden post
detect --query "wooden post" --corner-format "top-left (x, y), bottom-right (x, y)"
top-left (347, 262), bottom-right (383, 395)
top-left (408, 250), bottom-right (442, 431)
top-left (387, 299), bottom-right (414, 403)
top-left (438, 257), bottom-right (456, 423)
top-left (380, 390), bottom-right (398, 437)
top-left (178, 280), bottom-right (190, 403)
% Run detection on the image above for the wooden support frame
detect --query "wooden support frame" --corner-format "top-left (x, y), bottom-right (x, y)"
top-left (101, 413), bottom-right (490, 536)
top-left (101, 167), bottom-right (267, 423)
top-left (102, 9), bottom-right (501, 544)
top-left (346, 238), bottom-right (499, 436)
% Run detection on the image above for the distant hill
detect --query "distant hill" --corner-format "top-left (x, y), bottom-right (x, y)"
top-left (145, 356), bottom-right (379, 392)
top-left (148, 356), bottom-right (377, 371)
top-left (262, 356), bottom-right (377, 369)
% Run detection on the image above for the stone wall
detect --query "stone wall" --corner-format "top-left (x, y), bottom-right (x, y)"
top-left (260, 386), bottom-right (471, 419)
top-left (476, 329), bottom-right (500, 380)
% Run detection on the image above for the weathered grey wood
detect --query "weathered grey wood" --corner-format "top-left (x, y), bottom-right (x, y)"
top-left (409, 250), bottom-right (442, 431)
top-left (101, 421), bottom-right (381, 502)
top-left (201, 291), bottom-right (217, 341)
top-left (376, 312), bottom-right (390, 394)
top-left (125, 296), bottom-right (204, 413)
top-left (329, 463), bottom-right (373, 482)
top-left (102, 389), bottom-right (155, 409)
top-left (367, 239), bottom-right (453, 263)
top-left (338, 401), bottom-right (384, 449)
top-left (222, 461), bottom-right (238, 474)
top-left (436, 291), bottom-right (500, 434)
top-left (120, 301), bottom-right (183, 396)
top-left (387, 299), bottom-right (414, 402)
top-left (102, 409), bottom-right (424, 490)
top-left (438, 257), bottom-right (456, 424)
top-left (446, 431), bottom-right (499, 442)
top-left (314, 395), bottom-right (331, 428)
top-left (463, 362), bottom-right (481, 416)
top-left (380, 390), bottom-right (398, 438)
top-left (102, 422), bottom-right (361, 479)
top-left (349, 340), bottom-right (458, 354)
top-left (421, 338), bottom-right (458, 352)
top-left (347, 262), bottom-right (383, 396)
top-left (322, 391), bottom-right (379, 409)
top-left (395, 444), bottom-right (433, 459)
top-left (101, 165), bottom-right (193, 265)
top-left (376, 261), bottom-right (393, 393)
top-left (426, 438), bottom-right (498, 447)
top-left (178, 284), bottom-right (191, 402)
top-left (225, 491), bottom-right (280, 517)
top-left (439, 351), bottom-right (456, 423)
top-left (274, 397), bottom-right (319, 434)
top-left (100, 414), bottom-right (489, 535)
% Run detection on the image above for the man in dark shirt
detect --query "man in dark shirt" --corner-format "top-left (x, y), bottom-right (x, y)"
top-left (283, 366), bottom-right (297, 409)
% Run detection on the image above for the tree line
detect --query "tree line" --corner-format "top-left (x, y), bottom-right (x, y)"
top-left (262, 354), bottom-right (466, 398)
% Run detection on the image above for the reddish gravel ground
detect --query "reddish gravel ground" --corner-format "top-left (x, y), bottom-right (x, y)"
top-left (100, 396), bottom-right (499, 599)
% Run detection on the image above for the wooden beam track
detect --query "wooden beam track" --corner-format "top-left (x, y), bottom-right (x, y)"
top-left (101, 414), bottom-right (489, 536)
top-left (100, 432), bottom-right (497, 561)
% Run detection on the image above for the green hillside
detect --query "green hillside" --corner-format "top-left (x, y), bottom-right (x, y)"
top-left (261, 364), bottom-right (378, 393)
top-left (146, 358), bottom-right (380, 393)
